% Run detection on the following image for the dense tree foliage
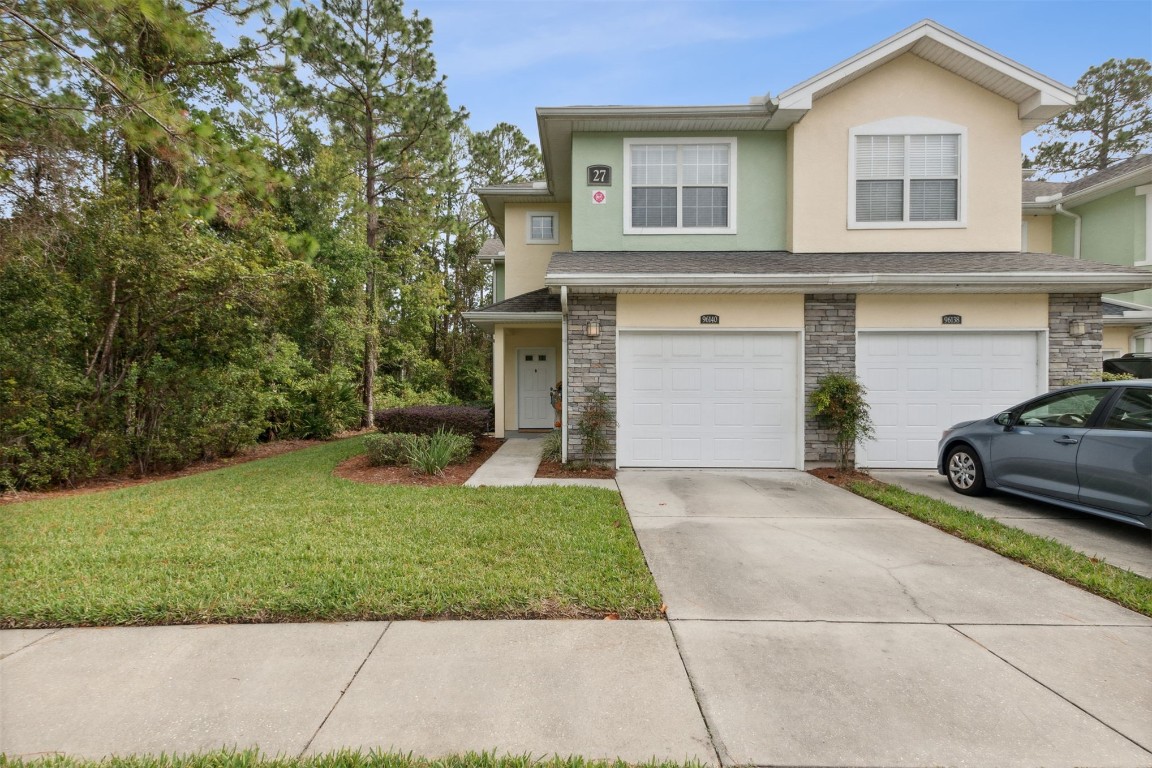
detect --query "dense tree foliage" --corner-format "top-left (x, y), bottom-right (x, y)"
top-left (1031, 58), bottom-right (1152, 177)
top-left (0, 0), bottom-right (541, 490)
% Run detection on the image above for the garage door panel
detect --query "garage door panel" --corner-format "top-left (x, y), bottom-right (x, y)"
top-left (858, 331), bottom-right (1041, 468)
top-left (619, 332), bottom-right (798, 468)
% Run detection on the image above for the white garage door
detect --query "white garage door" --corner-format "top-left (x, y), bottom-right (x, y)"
top-left (857, 331), bottom-right (1044, 468)
top-left (617, 331), bottom-right (799, 468)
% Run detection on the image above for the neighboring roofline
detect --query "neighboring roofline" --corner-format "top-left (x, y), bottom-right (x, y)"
top-left (546, 271), bottom-right (1152, 294)
top-left (1028, 166), bottom-right (1152, 209)
top-left (777, 19), bottom-right (1078, 126)
top-left (1104, 297), bottom-right (1152, 311)
top-left (476, 186), bottom-right (557, 241)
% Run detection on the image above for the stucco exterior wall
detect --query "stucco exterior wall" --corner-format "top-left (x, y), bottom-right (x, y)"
top-left (498, 326), bottom-right (562, 436)
top-left (616, 294), bottom-right (803, 328)
top-left (1102, 325), bottom-right (1131, 356)
top-left (503, 203), bottom-right (572, 298)
top-left (1052, 187), bottom-right (1152, 305)
top-left (856, 294), bottom-right (1048, 329)
top-left (788, 54), bottom-right (1022, 253)
top-left (570, 132), bottom-right (787, 252)
top-left (1022, 215), bottom-right (1053, 253)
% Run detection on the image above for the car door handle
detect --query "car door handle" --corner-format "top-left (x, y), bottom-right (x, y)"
top-left (1053, 437), bottom-right (1079, 445)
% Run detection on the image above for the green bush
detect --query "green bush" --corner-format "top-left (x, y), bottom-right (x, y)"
top-left (540, 429), bottom-right (562, 462)
top-left (810, 373), bottom-right (876, 471)
top-left (364, 433), bottom-right (415, 467)
top-left (406, 427), bottom-right (474, 476)
top-left (576, 387), bottom-right (614, 467)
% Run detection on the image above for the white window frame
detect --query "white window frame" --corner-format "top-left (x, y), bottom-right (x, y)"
top-left (525, 211), bottom-right (558, 245)
top-left (848, 117), bottom-right (967, 230)
top-left (623, 137), bottom-right (738, 235)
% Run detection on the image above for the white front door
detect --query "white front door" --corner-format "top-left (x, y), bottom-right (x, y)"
top-left (857, 331), bottom-right (1044, 468)
top-left (517, 347), bottom-right (556, 429)
top-left (617, 331), bottom-right (800, 468)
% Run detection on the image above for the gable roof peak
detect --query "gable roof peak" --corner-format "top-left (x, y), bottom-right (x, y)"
top-left (777, 18), bottom-right (1078, 132)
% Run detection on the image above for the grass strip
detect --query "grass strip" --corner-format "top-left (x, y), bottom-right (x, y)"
top-left (0, 750), bottom-right (707, 768)
top-left (0, 437), bottom-right (662, 627)
top-left (848, 480), bottom-right (1152, 618)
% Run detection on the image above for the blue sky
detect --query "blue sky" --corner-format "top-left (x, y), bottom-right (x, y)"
top-left (407, 0), bottom-right (1152, 149)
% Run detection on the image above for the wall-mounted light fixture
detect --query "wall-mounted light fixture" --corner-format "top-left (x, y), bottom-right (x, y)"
top-left (1068, 319), bottom-right (1086, 337)
top-left (585, 319), bottom-right (601, 338)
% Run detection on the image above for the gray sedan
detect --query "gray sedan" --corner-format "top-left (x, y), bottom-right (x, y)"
top-left (937, 381), bottom-right (1152, 529)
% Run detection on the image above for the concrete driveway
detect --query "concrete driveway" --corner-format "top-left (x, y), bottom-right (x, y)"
top-left (619, 469), bottom-right (1152, 768)
top-left (873, 469), bottom-right (1152, 578)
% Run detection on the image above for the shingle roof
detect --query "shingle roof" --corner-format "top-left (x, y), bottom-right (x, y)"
top-left (1022, 180), bottom-right (1066, 202)
top-left (478, 237), bottom-right (504, 257)
top-left (1062, 154), bottom-right (1152, 196)
top-left (471, 288), bottom-right (559, 314)
top-left (547, 251), bottom-right (1146, 276)
top-left (1102, 300), bottom-right (1128, 317)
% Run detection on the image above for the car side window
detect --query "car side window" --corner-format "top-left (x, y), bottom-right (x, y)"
top-left (1017, 388), bottom-right (1111, 428)
top-left (1102, 389), bottom-right (1152, 432)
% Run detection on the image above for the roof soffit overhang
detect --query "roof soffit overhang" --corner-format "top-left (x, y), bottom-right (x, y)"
top-left (535, 102), bottom-right (784, 205)
top-left (1028, 168), bottom-right (1152, 210)
top-left (777, 19), bottom-right (1080, 135)
top-left (475, 186), bottom-right (557, 241)
top-left (546, 272), bottom-right (1152, 296)
top-left (461, 311), bottom-right (562, 331)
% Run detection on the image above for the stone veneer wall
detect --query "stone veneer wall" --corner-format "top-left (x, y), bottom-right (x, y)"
top-left (804, 293), bottom-right (857, 464)
top-left (566, 294), bottom-right (617, 461)
top-left (1048, 293), bottom-right (1103, 388)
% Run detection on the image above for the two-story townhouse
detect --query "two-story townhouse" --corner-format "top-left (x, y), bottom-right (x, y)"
top-left (1022, 155), bottom-right (1152, 356)
top-left (466, 20), bottom-right (1152, 470)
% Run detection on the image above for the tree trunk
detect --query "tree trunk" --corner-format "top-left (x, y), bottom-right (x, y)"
top-left (361, 110), bottom-right (378, 428)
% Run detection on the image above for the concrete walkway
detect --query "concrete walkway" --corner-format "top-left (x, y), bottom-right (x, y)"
top-left (619, 469), bottom-right (1152, 767)
top-left (464, 434), bottom-right (617, 490)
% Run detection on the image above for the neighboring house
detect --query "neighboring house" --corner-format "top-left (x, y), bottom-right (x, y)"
top-left (1022, 155), bottom-right (1152, 354)
top-left (465, 19), bottom-right (1152, 470)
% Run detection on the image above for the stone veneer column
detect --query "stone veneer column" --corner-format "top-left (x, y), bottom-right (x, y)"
top-left (1048, 293), bottom-right (1103, 388)
top-left (804, 293), bottom-right (857, 464)
top-left (566, 294), bottom-right (617, 461)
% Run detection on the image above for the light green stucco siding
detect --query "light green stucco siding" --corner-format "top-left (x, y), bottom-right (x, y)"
top-left (494, 264), bottom-right (506, 303)
top-left (570, 132), bottom-right (787, 251)
top-left (1052, 186), bottom-right (1152, 304)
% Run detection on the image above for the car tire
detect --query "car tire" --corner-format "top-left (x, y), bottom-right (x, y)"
top-left (946, 445), bottom-right (987, 496)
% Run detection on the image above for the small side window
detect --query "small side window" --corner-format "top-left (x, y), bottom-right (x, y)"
top-left (525, 212), bottom-right (558, 244)
top-left (1103, 389), bottom-right (1152, 432)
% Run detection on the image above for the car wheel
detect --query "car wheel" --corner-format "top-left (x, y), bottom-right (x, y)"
top-left (946, 445), bottom-right (986, 496)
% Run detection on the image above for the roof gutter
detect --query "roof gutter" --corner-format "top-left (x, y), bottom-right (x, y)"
top-left (545, 271), bottom-right (1152, 291)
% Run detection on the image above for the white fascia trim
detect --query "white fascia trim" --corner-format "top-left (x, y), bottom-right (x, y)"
top-left (1056, 170), bottom-right (1152, 206)
top-left (462, 312), bottom-right (563, 328)
top-left (546, 272), bottom-right (1152, 290)
top-left (777, 20), bottom-right (1077, 112)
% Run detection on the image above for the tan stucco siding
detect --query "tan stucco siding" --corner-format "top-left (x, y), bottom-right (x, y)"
top-left (503, 203), bottom-right (572, 299)
top-left (498, 326), bottom-right (562, 435)
top-left (1023, 215), bottom-right (1053, 253)
top-left (789, 54), bottom-right (1022, 253)
top-left (1103, 326), bottom-right (1131, 355)
top-left (617, 294), bottom-right (804, 328)
top-left (857, 294), bottom-right (1048, 329)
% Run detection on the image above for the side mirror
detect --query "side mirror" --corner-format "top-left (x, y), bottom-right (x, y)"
top-left (994, 412), bottom-right (1014, 429)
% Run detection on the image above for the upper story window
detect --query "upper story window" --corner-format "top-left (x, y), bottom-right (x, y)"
top-left (525, 211), bottom-right (558, 244)
top-left (624, 138), bottom-right (737, 234)
top-left (849, 118), bottom-right (966, 229)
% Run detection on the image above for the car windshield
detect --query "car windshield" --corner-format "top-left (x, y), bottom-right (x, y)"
top-left (1017, 388), bottom-right (1110, 428)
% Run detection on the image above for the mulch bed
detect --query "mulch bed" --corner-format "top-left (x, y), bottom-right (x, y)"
top-left (535, 460), bottom-right (616, 480)
top-left (806, 467), bottom-right (883, 490)
top-left (0, 433), bottom-right (373, 506)
top-left (333, 436), bottom-right (504, 487)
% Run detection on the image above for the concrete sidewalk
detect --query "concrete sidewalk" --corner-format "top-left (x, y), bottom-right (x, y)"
top-left (619, 469), bottom-right (1152, 767)
top-left (464, 435), bottom-right (617, 490)
top-left (1, 621), bottom-right (713, 762)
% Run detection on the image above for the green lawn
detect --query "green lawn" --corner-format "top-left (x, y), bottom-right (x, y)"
top-left (0, 750), bottom-right (704, 768)
top-left (0, 438), bottom-right (662, 627)
top-left (850, 481), bottom-right (1152, 617)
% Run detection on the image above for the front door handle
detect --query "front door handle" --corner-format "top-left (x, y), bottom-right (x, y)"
top-left (1053, 437), bottom-right (1079, 445)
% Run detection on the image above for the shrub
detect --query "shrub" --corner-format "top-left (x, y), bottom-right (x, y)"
top-left (810, 373), bottom-right (876, 471)
top-left (363, 433), bottom-right (415, 467)
top-left (406, 428), bottom-right (474, 476)
top-left (540, 430), bottom-right (562, 462)
top-left (374, 405), bottom-right (490, 441)
top-left (576, 387), bottom-right (614, 467)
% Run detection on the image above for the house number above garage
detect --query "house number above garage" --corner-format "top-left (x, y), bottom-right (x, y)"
top-left (941, 314), bottom-right (962, 325)
top-left (700, 314), bottom-right (720, 325)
